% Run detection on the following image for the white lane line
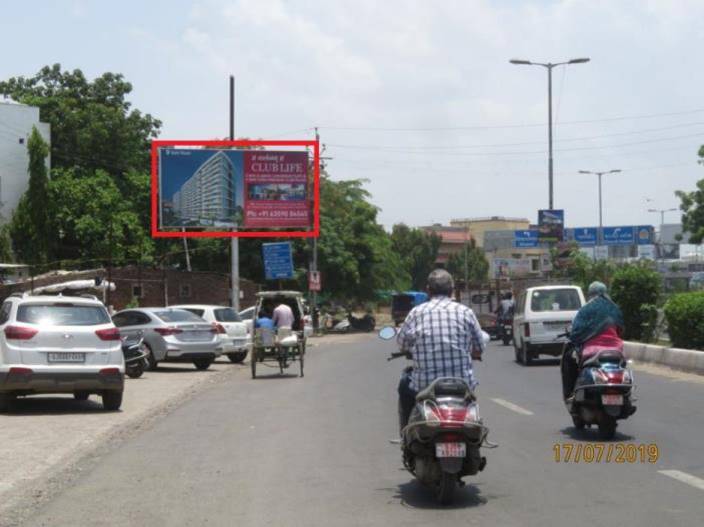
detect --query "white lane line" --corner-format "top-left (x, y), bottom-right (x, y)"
top-left (659, 470), bottom-right (704, 492)
top-left (489, 398), bottom-right (534, 416)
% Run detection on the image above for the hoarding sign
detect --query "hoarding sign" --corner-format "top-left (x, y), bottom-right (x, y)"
top-left (635, 225), bottom-right (654, 245)
top-left (492, 258), bottom-right (532, 278)
top-left (638, 244), bottom-right (656, 260)
top-left (308, 270), bottom-right (321, 291)
top-left (538, 210), bottom-right (564, 243)
top-left (602, 226), bottom-right (635, 246)
top-left (262, 242), bottom-right (294, 280)
top-left (514, 230), bottom-right (539, 248)
top-left (573, 227), bottom-right (598, 247)
top-left (244, 151), bottom-right (310, 229)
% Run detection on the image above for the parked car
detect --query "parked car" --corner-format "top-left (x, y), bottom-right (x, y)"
top-left (172, 304), bottom-right (250, 363)
top-left (112, 308), bottom-right (220, 370)
top-left (512, 285), bottom-right (585, 365)
top-left (0, 293), bottom-right (124, 411)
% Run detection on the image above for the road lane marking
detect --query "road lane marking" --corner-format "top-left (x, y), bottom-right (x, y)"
top-left (490, 398), bottom-right (534, 416)
top-left (659, 470), bottom-right (704, 492)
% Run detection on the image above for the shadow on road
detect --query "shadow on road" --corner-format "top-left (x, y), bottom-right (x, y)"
top-left (152, 366), bottom-right (216, 374)
top-left (250, 373), bottom-right (301, 380)
top-left (1, 396), bottom-right (107, 416)
top-left (559, 426), bottom-right (635, 442)
top-left (393, 480), bottom-right (487, 509)
top-left (523, 358), bottom-right (561, 367)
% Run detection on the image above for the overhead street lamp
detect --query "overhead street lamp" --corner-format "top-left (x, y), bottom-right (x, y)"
top-left (510, 57), bottom-right (591, 210)
top-left (579, 169), bottom-right (622, 245)
top-left (648, 207), bottom-right (678, 244)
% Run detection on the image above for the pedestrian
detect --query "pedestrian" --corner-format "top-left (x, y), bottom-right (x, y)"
top-left (272, 301), bottom-right (295, 329)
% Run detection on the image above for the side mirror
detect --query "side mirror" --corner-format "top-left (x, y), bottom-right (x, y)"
top-left (481, 331), bottom-right (490, 346)
top-left (378, 326), bottom-right (397, 340)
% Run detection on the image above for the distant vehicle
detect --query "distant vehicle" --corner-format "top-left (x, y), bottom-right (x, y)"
top-left (0, 293), bottom-right (124, 411)
top-left (391, 291), bottom-right (429, 326)
top-left (112, 308), bottom-right (220, 370)
top-left (512, 285), bottom-right (585, 365)
top-left (241, 304), bottom-right (313, 338)
top-left (172, 304), bottom-right (250, 363)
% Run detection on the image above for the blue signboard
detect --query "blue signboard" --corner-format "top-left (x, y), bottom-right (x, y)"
top-left (635, 225), bottom-right (654, 245)
top-left (573, 227), bottom-right (598, 247)
top-left (538, 209), bottom-right (564, 243)
top-left (262, 242), bottom-right (294, 280)
top-left (602, 226), bottom-right (635, 246)
top-left (514, 230), bottom-right (539, 248)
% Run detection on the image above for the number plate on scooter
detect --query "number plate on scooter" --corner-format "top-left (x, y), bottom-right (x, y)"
top-left (435, 442), bottom-right (466, 458)
top-left (602, 394), bottom-right (623, 405)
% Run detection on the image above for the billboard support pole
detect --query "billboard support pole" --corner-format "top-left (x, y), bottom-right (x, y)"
top-left (230, 75), bottom-right (240, 312)
top-left (312, 128), bottom-right (320, 320)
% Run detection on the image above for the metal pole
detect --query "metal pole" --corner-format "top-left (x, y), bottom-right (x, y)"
top-left (182, 227), bottom-right (191, 272)
top-left (598, 172), bottom-right (603, 246)
top-left (230, 75), bottom-right (240, 312)
top-left (464, 240), bottom-right (469, 302)
top-left (312, 128), bottom-right (320, 317)
top-left (547, 64), bottom-right (554, 210)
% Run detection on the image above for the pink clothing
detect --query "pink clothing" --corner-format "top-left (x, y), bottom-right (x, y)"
top-left (582, 326), bottom-right (623, 361)
top-left (272, 304), bottom-right (295, 328)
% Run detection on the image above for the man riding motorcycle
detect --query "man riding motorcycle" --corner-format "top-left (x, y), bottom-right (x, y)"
top-left (561, 281), bottom-right (625, 401)
top-left (396, 269), bottom-right (485, 433)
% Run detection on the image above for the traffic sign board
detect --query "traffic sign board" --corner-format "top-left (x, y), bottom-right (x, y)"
top-left (262, 242), bottom-right (294, 280)
top-left (308, 271), bottom-right (321, 291)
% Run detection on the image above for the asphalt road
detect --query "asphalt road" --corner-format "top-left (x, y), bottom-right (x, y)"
top-left (19, 335), bottom-right (704, 527)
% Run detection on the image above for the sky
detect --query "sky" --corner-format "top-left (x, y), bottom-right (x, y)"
top-left (1, 0), bottom-right (703, 230)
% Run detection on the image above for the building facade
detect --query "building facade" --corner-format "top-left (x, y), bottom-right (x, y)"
top-left (0, 101), bottom-right (51, 222)
top-left (420, 224), bottom-right (473, 265)
top-left (450, 216), bottom-right (530, 248)
top-left (172, 151), bottom-right (236, 222)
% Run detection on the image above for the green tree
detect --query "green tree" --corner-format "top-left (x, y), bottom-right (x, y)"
top-left (0, 64), bottom-right (161, 178)
top-left (611, 263), bottom-right (661, 341)
top-left (9, 127), bottom-right (50, 264)
top-left (390, 224), bottom-right (441, 290)
top-left (675, 145), bottom-right (704, 242)
top-left (446, 240), bottom-right (489, 285)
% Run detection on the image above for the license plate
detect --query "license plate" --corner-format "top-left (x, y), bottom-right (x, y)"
top-left (602, 394), bottom-right (623, 406)
top-left (435, 442), bottom-right (466, 458)
top-left (182, 331), bottom-right (206, 341)
top-left (47, 352), bottom-right (85, 363)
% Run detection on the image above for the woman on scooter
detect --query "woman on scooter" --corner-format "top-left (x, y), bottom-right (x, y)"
top-left (561, 281), bottom-right (625, 400)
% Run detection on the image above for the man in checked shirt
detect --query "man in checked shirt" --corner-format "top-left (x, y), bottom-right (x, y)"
top-left (396, 269), bottom-right (485, 433)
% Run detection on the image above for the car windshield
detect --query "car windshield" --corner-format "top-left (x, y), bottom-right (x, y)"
top-left (530, 289), bottom-right (582, 312)
top-left (214, 308), bottom-right (241, 322)
top-left (154, 310), bottom-right (204, 323)
top-left (17, 303), bottom-right (111, 326)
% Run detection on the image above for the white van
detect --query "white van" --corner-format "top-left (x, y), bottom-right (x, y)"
top-left (512, 285), bottom-right (585, 365)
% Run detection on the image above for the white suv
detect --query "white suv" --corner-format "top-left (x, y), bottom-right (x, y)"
top-left (172, 305), bottom-right (251, 363)
top-left (0, 293), bottom-right (124, 411)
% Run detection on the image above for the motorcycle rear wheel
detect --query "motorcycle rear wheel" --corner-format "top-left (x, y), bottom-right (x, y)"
top-left (126, 362), bottom-right (145, 379)
top-left (598, 417), bottom-right (617, 440)
top-left (436, 472), bottom-right (456, 505)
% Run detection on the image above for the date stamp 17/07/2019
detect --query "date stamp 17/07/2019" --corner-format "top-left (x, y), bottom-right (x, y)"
top-left (553, 443), bottom-right (660, 463)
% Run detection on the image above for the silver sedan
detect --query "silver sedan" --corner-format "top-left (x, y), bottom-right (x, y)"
top-left (112, 308), bottom-right (220, 370)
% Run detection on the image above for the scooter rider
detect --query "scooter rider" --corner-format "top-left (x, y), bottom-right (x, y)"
top-left (396, 269), bottom-right (485, 433)
top-left (561, 281), bottom-right (625, 401)
top-left (496, 292), bottom-right (514, 322)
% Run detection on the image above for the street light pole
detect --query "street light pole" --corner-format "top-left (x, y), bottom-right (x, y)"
top-left (579, 169), bottom-right (621, 246)
top-left (648, 207), bottom-right (678, 258)
top-left (510, 57), bottom-right (590, 209)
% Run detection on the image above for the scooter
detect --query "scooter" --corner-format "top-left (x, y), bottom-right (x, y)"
top-left (121, 334), bottom-right (148, 379)
top-left (380, 327), bottom-right (494, 505)
top-left (348, 312), bottom-right (376, 332)
top-left (497, 317), bottom-right (513, 346)
top-left (561, 336), bottom-right (637, 439)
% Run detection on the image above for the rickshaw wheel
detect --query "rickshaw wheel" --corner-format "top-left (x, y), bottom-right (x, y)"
top-left (251, 351), bottom-right (257, 379)
top-left (299, 351), bottom-right (304, 378)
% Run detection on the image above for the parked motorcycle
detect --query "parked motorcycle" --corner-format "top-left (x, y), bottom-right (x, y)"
top-left (560, 334), bottom-right (637, 439)
top-left (121, 333), bottom-right (149, 379)
top-left (380, 326), bottom-right (494, 505)
top-left (330, 312), bottom-right (376, 333)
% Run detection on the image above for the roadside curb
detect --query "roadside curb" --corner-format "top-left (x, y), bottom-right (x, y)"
top-left (624, 341), bottom-right (704, 375)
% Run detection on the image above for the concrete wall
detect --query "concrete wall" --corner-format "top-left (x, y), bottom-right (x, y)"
top-left (624, 341), bottom-right (704, 375)
top-left (0, 101), bottom-right (51, 222)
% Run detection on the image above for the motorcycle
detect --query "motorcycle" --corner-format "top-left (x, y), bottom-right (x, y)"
top-left (497, 317), bottom-right (513, 346)
top-left (560, 333), bottom-right (637, 439)
top-left (121, 333), bottom-right (149, 379)
top-left (331, 312), bottom-right (376, 333)
top-left (380, 326), bottom-right (494, 505)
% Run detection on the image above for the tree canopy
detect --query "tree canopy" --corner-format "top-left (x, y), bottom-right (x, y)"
top-left (390, 224), bottom-right (441, 290)
top-left (675, 145), bottom-right (704, 243)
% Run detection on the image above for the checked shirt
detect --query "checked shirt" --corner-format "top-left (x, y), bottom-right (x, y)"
top-left (397, 296), bottom-right (485, 392)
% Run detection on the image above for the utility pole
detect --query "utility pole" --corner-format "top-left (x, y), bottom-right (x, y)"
top-left (648, 207), bottom-right (678, 260)
top-left (311, 128), bottom-right (320, 320)
top-left (182, 227), bottom-right (192, 272)
top-left (230, 75), bottom-right (240, 312)
top-left (579, 169), bottom-right (622, 246)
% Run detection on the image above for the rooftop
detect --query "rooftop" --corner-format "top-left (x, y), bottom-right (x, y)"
top-left (451, 216), bottom-right (530, 224)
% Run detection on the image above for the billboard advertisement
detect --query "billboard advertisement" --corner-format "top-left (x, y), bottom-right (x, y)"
top-left (159, 148), bottom-right (309, 230)
top-left (538, 210), bottom-right (564, 243)
top-left (262, 242), bottom-right (294, 280)
top-left (572, 227), bottom-right (598, 247)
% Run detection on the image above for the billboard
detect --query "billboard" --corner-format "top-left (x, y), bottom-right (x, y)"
top-left (262, 242), bottom-right (294, 280)
top-left (572, 227), bottom-right (598, 247)
top-left (538, 210), bottom-right (564, 243)
top-left (566, 226), bottom-right (653, 247)
top-left (492, 258), bottom-right (532, 278)
top-left (151, 140), bottom-right (319, 239)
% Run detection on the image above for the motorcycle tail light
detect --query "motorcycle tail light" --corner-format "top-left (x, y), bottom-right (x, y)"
top-left (593, 369), bottom-right (609, 384)
top-left (423, 405), bottom-right (442, 427)
top-left (464, 403), bottom-right (480, 424)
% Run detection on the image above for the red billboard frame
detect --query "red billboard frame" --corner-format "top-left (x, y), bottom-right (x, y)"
top-left (150, 139), bottom-right (320, 238)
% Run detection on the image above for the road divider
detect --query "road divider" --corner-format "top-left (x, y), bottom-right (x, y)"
top-left (659, 470), bottom-right (704, 492)
top-left (624, 342), bottom-right (704, 376)
top-left (490, 398), bottom-right (534, 416)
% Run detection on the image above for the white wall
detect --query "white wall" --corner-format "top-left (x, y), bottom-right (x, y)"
top-left (0, 101), bottom-right (51, 223)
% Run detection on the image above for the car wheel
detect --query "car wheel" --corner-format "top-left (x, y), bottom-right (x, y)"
top-left (193, 358), bottom-right (213, 370)
top-left (74, 392), bottom-right (90, 401)
top-left (102, 391), bottom-right (123, 411)
top-left (521, 342), bottom-right (533, 366)
top-left (143, 344), bottom-right (158, 371)
top-left (227, 351), bottom-right (247, 363)
top-left (0, 393), bottom-right (14, 412)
